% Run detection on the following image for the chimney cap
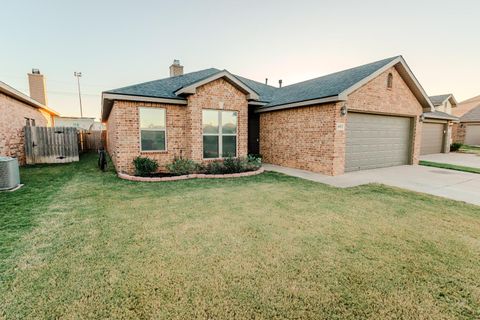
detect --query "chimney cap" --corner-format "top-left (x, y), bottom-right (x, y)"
top-left (32, 68), bottom-right (41, 74)
top-left (173, 59), bottom-right (180, 65)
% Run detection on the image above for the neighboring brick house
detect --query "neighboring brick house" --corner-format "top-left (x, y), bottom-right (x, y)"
top-left (102, 56), bottom-right (434, 176)
top-left (419, 94), bottom-right (459, 155)
top-left (0, 73), bottom-right (59, 165)
top-left (452, 95), bottom-right (480, 145)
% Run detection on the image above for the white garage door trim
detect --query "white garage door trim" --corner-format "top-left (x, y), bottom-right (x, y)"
top-left (420, 122), bottom-right (445, 155)
top-left (345, 112), bottom-right (413, 172)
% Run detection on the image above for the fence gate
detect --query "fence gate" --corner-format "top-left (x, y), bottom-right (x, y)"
top-left (24, 126), bottom-right (79, 164)
top-left (78, 130), bottom-right (105, 152)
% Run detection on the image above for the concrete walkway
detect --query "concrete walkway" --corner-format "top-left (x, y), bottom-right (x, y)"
top-left (420, 153), bottom-right (480, 168)
top-left (263, 163), bottom-right (480, 206)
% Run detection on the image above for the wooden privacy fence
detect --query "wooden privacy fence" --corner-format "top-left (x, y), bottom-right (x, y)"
top-left (24, 126), bottom-right (79, 164)
top-left (78, 130), bottom-right (106, 152)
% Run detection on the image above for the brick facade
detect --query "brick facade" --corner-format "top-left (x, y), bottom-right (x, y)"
top-left (260, 67), bottom-right (424, 175)
top-left (106, 78), bottom-right (249, 174)
top-left (0, 92), bottom-right (53, 165)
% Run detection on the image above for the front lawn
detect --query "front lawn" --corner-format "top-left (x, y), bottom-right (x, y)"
top-left (1, 154), bottom-right (479, 319)
top-left (459, 144), bottom-right (480, 155)
top-left (420, 160), bottom-right (480, 174)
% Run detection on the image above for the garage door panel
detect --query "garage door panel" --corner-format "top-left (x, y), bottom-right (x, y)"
top-left (420, 123), bottom-right (444, 155)
top-left (465, 125), bottom-right (480, 146)
top-left (346, 113), bottom-right (411, 172)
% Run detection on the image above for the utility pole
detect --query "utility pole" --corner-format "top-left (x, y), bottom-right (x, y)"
top-left (74, 71), bottom-right (83, 117)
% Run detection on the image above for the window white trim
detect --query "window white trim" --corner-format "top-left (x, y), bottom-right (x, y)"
top-left (202, 109), bottom-right (238, 159)
top-left (139, 107), bottom-right (167, 152)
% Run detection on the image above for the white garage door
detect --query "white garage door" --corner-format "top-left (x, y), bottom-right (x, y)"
top-left (465, 124), bottom-right (480, 146)
top-left (420, 122), bottom-right (445, 155)
top-left (346, 113), bottom-right (412, 172)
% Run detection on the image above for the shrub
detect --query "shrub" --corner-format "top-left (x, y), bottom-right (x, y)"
top-left (167, 158), bottom-right (199, 176)
top-left (205, 156), bottom-right (262, 175)
top-left (223, 156), bottom-right (247, 173)
top-left (133, 156), bottom-right (159, 177)
top-left (205, 161), bottom-right (227, 174)
top-left (450, 143), bottom-right (463, 152)
top-left (247, 154), bottom-right (262, 170)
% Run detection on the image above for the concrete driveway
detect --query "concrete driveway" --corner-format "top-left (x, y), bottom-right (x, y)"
top-left (264, 164), bottom-right (480, 206)
top-left (420, 152), bottom-right (480, 168)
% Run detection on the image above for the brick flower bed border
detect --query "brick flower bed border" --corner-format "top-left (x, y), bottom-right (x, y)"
top-left (118, 167), bottom-right (264, 182)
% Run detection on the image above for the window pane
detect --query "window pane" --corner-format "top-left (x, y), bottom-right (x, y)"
top-left (222, 111), bottom-right (237, 134)
top-left (203, 110), bottom-right (219, 134)
top-left (203, 135), bottom-right (219, 158)
top-left (140, 108), bottom-right (165, 129)
top-left (222, 136), bottom-right (236, 157)
top-left (141, 130), bottom-right (165, 151)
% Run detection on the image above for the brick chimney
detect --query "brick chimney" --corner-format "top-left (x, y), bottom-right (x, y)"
top-left (28, 69), bottom-right (48, 105)
top-left (169, 59), bottom-right (183, 77)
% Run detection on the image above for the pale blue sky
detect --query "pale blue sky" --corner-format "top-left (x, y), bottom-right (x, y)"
top-left (1, 0), bottom-right (478, 119)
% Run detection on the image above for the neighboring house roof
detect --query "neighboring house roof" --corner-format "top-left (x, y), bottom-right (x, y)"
top-left (460, 105), bottom-right (480, 122)
top-left (423, 111), bottom-right (459, 121)
top-left (429, 94), bottom-right (457, 107)
top-left (453, 95), bottom-right (480, 117)
top-left (0, 80), bottom-right (59, 116)
top-left (102, 55), bottom-right (434, 120)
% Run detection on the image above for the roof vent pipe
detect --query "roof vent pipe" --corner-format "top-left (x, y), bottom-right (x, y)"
top-left (279, 79), bottom-right (282, 88)
top-left (265, 78), bottom-right (268, 85)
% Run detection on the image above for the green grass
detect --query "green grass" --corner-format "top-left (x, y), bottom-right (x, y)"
top-left (459, 144), bottom-right (480, 155)
top-left (1, 154), bottom-right (479, 319)
top-left (420, 160), bottom-right (480, 174)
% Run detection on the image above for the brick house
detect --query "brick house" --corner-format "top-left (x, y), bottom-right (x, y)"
top-left (420, 94), bottom-right (459, 155)
top-left (451, 95), bottom-right (480, 146)
top-left (102, 56), bottom-right (434, 176)
top-left (0, 71), bottom-right (59, 165)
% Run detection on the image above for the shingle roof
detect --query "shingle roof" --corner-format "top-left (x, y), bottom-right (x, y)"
top-left (105, 56), bottom-right (400, 107)
top-left (429, 94), bottom-right (452, 106)
top-left (234, 75), bottom-right (277, 103)
top-left (461, 105), bottom-right (480, 122)
top-left (106, 68), bottom-right (221, 99)
top-left (262, 56), bottom-right (399, 108)
top-left (423, 111), bottom-right (459, 121)
top-left (454, 95), bottom-right (480, 117)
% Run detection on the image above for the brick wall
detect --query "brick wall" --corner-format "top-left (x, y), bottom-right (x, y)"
top-left (259, 103), bottom-right (341, 175)
top-left (452, 123), bottom-right (466, 143)
top-left (0, 92), bottom-right (52, 164)
top-left (106, 78), bottom-right (249, 174)
top-left (186, 78), bottom-right (248, 161)
top-left (260, 67), bottom-right (424, 175)
top-left (106, 101), bottom-right (187, 174)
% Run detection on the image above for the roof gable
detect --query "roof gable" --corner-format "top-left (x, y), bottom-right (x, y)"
top-left (174, 70), bottom-right (259, 100)
top-left (429, 94), bottom-right (457, 107)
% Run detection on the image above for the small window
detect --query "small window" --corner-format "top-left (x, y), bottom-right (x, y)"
top-left (31, 119), bottom-right (36, 127)
top-left (202, 110), bottom-right (237, 158)
top-left (25, 118), bottom-right (31, 126)
top-left (387, 73), bottom-right (393, 89)
top-left (139, 107), bottom-right (166, 151)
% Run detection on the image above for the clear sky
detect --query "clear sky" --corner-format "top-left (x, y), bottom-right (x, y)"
top-left (1, 0), bottom-right (478, 120)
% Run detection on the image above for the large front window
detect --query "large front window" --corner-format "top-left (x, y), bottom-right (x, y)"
top-left (202, 110), bottom-right (237, 158)
top-left (139, 107), bottom-right (166, 151)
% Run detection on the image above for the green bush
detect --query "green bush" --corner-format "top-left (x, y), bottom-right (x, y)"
top-left (133, 156), bottom-right (159, 177)
top-left (205, 161), bottom-right (226, 174)
top-left (450, 143), bottom-right (463, 152)
top-left (167, 158), bottom-right (199, 176)
top-left (205, 156), bottom-right (262, 174)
